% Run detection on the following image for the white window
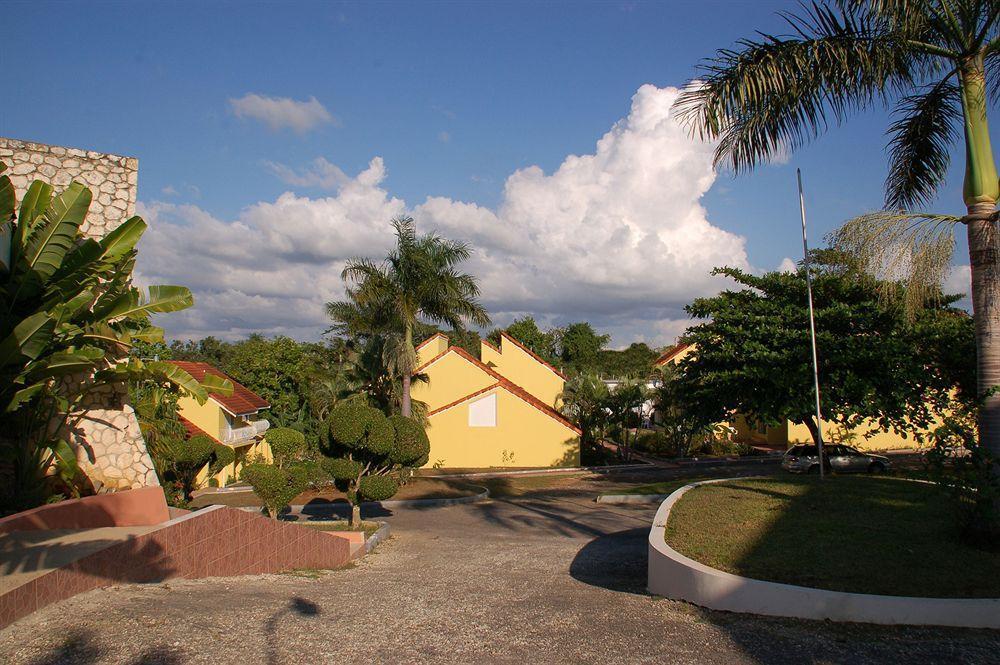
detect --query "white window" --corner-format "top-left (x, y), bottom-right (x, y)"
top-left (468, 393), bottom-right (497, 427)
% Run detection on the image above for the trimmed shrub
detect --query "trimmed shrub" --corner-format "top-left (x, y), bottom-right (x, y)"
top-left (329, 402), bottom-right (370, 447)
top-left (321, 456), bottom-right (362, 481)
top-left (240, 463), bottom-right (311, 519)
top-left (209, 443), bottom-right (236, 476)
top-left (175, 434), bottom-right (215, 466)
top-left (388, 415), bottom-right (431, 466)
top-left (266, 427), bottom-right (307, 467)
top-left (358, 474), bottom-right (399, 502)
top-left (329, 402), bottom-right (394, 455)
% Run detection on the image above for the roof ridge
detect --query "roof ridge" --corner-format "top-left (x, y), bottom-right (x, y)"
top-left (499, 331), bottom-right (568, 380)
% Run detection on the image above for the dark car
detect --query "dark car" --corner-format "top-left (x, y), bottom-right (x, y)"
top-left (781, 444), bottom-right (891, 475)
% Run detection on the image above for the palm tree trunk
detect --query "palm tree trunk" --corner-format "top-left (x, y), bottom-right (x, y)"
top-left (401, 321), bottom-right (413, 418)
top-left (960, 56), bottom-right (1000, 461)
top-left (967, 208), bottom-right (1000, 457)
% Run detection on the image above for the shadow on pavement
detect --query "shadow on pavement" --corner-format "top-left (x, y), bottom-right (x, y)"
top-left (569, 527), bottom-right (649, 595)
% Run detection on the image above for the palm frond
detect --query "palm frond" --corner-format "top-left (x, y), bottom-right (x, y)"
top-left (831, 209), bottom-right (962, 314)
top-left (884, 76), bottom-right (960, 209)
top-left (675, 1), bottom-right (922, 172)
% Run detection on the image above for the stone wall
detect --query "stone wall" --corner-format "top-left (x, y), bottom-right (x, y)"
top-left (0, 137), bottom-right (157, 491)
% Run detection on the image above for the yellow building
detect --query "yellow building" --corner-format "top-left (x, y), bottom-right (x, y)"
top-left (168, 361), bottom-right (274, 487)
top-left (411, 332), bottom-right (580, 468)
top-left (655, 344), bottom-right (942, 452)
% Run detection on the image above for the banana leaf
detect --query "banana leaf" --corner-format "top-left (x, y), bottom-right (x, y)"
top-left (23, 181), bottom-right (91, 280)
top-left (104, 285), bottom-right (194, 321)
top-left (0, 312), bottom-right (56, 367)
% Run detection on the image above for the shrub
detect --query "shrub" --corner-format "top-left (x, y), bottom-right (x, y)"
top-left (240, 463), bottom-right (311, 519)
top-left (359, 474), bottom-right (399, 502)
top-left (266, 427), bottom-right (307, 467)
top-left (329, 402), bottom-right (394, 455)
top-left (321, 456), bottom-right (362, 482)
top-left (208, 478), bottom-right (220, 488)
top-left (388, 415), bottom-right (431, 466)
top-left (209, 443), bottom-right (236, 476)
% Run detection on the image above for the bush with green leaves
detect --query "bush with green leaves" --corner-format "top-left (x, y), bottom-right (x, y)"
top-left (323, 402), bottom-right (429, 525)
top-left (208, 443), bottom-right (235, 476)
top-left (240, 462), bottom-right (314, 519)
top-left (265, 426), bottom-right (307, 468)
top-left (0, 164), bottom-right (231, 512)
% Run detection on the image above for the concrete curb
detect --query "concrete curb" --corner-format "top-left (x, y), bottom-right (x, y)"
top-left (596, 493), bottom-right (672, 505)
top-left (366, 521), bottom-right (391, 554)
top-left (647, 477), bottom-right (1000, 628)
top-left (423, 464), bottom-right (650, 479)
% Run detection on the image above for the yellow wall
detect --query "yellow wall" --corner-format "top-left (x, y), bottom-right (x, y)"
top-left (176, 393), bottom-right (227, 440)
top-left (195, 438), bottom-right (274, 488)
top-left (481, 334), bottom-right (564, 408)
top-left (416, 333), bottom-right (449, 367)
top-left (410, 351), bottom-right (497, 412)
top-left (785, 417), bottom-right (940, 451)
top-left (422, 387), bottom-right (579, 468)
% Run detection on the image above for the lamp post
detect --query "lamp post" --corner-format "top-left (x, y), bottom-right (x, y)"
top-left (797, 169), bottom-right (825, 479)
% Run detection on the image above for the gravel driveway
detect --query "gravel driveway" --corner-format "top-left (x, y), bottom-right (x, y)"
top-left (2, 490), bottom-right (998, 664)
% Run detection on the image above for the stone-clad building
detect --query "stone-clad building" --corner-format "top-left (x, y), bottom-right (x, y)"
top-left (1, 137), bottom-right (157, 491)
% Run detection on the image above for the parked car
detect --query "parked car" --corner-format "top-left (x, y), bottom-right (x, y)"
top-left (781, 444), bottom-right (891, 475)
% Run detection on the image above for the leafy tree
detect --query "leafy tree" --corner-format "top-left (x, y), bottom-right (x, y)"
top-left (322, 401), bottom-right (429, 525)
top-left (559, 322), bottom-right (610, 370)
top-left (598, 342), bottom-right (658, 379)
top-left (330, 217), bottom-right (490, 417)
top-left (652, 364), bottom-right (721, 458)
top-left (675, 0), bottom-right (1000, 456)
top-left (157, 434), bottom-right (226, 502)
top-left (240, 462), bottom-right (313, 519)
top-left (678, 264), bottom-right (974, 446)
top-left (605, 379), bottom-right (650, 462)
top-left (499, 317), bottom-right (559, 362)
top-left (0, 165), bottom-right (227, 511)
top-left (219, 335), bottom-right (307, 425)
top-left (559, 372), bottom-right (611, 463)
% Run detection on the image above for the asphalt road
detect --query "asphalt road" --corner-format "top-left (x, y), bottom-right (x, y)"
top-left (2, 482), bottom-right (998, 664)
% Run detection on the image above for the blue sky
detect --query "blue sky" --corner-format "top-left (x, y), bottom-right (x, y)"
top-left (3, 1), bottom-right (986, 346)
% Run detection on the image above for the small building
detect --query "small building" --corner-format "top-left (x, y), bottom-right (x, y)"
top-left (167, 361), bottom-right (273, 486)
top-left (411, 332), bottom-right (581, 468)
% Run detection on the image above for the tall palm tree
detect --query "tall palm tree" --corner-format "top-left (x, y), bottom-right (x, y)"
top-left (330, 217), bottom-right (490, 417)
top-left (675, 1), bottom-right (1000, 455)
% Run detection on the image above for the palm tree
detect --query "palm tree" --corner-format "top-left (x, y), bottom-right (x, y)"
top-left (559, 372), bottom-right (611, 456)
top-left (675, 1), bottom-right (1000, 456)
top-left (330, 217), bottom-right (490, 417)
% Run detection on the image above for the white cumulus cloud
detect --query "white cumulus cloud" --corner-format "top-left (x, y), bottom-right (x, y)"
top-left (263, 157), bottom-right (350, 190)
top-left (229, 93), bottom-right (337, 133)
top-left (138, 85), bottom-right (749, 346)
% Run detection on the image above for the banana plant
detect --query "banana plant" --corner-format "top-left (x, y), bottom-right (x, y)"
top-left (0, 163), bottom-right (232, 511)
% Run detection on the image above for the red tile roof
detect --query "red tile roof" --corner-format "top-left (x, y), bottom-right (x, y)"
top-left (415, 332), bottom-right (449, 351)
top-left (167, 361), bottom-right (270, 415)
top-left (420, 345), bottom-right (580, 434)
top-left (499, 332), bottom-right (568, 380)
top-left (654, 343), bottom-right (692, 366)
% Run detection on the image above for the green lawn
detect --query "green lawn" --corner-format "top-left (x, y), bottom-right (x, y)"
top-left (663, 475), bottom-right (1000, 598)
top-left (616, 477), bottom-right (718, 496)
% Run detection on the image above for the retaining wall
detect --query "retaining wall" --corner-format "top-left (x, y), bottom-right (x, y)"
top-left (0, 505), bottom-right (353, 630)
top-left (0, 486), bottom-right (170, 536)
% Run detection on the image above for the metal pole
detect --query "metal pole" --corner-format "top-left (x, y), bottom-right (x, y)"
top-left (797, 169), bottom-right (825, 479)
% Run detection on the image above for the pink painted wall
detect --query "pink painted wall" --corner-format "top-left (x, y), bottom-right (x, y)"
top-left (0, 486), bottom-right (170, 535)
top-left (0, 506), bottom-right (354, 629)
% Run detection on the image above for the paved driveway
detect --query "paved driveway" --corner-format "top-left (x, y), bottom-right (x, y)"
top-left (1, 490), bottom-right (998, 664)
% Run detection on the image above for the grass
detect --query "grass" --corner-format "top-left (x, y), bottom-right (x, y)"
top-left (663, 475), bottom-right (1000, 598)
top-left (298, 520), bottom-right (381, 539)
top-left (616, 477), bottom-right (718, 496)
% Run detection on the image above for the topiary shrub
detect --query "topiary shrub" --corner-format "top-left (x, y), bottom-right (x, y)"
top-left (321, 456), bottom-right (363, 482)
top-left (209, 443), bottom-right (236, 476)
top-left (329, 402), bottom-right (394, 455)
top-left (388, 415), bottom-right (431, 466)
top-left (359, 474), bottom-right (399, 502)
top-left (266, 426), bottom-right (307, 468)
top-left (240, 463), bottom-right (311, 519)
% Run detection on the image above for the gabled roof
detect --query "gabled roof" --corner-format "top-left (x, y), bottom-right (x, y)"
top-left (167, 360), bottom-right (270, 415)
top-left (417, 345), bottom-right (580, 434)
top-left (499, 332), bottom-right (568, 380)
top-left (415, 332), bottom-right (449, 351)
top-left (654, 343), bottom-right (692, 366)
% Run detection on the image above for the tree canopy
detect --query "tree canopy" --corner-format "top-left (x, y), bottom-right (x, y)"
top-left (677, 262), bottom-right (974, 445)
